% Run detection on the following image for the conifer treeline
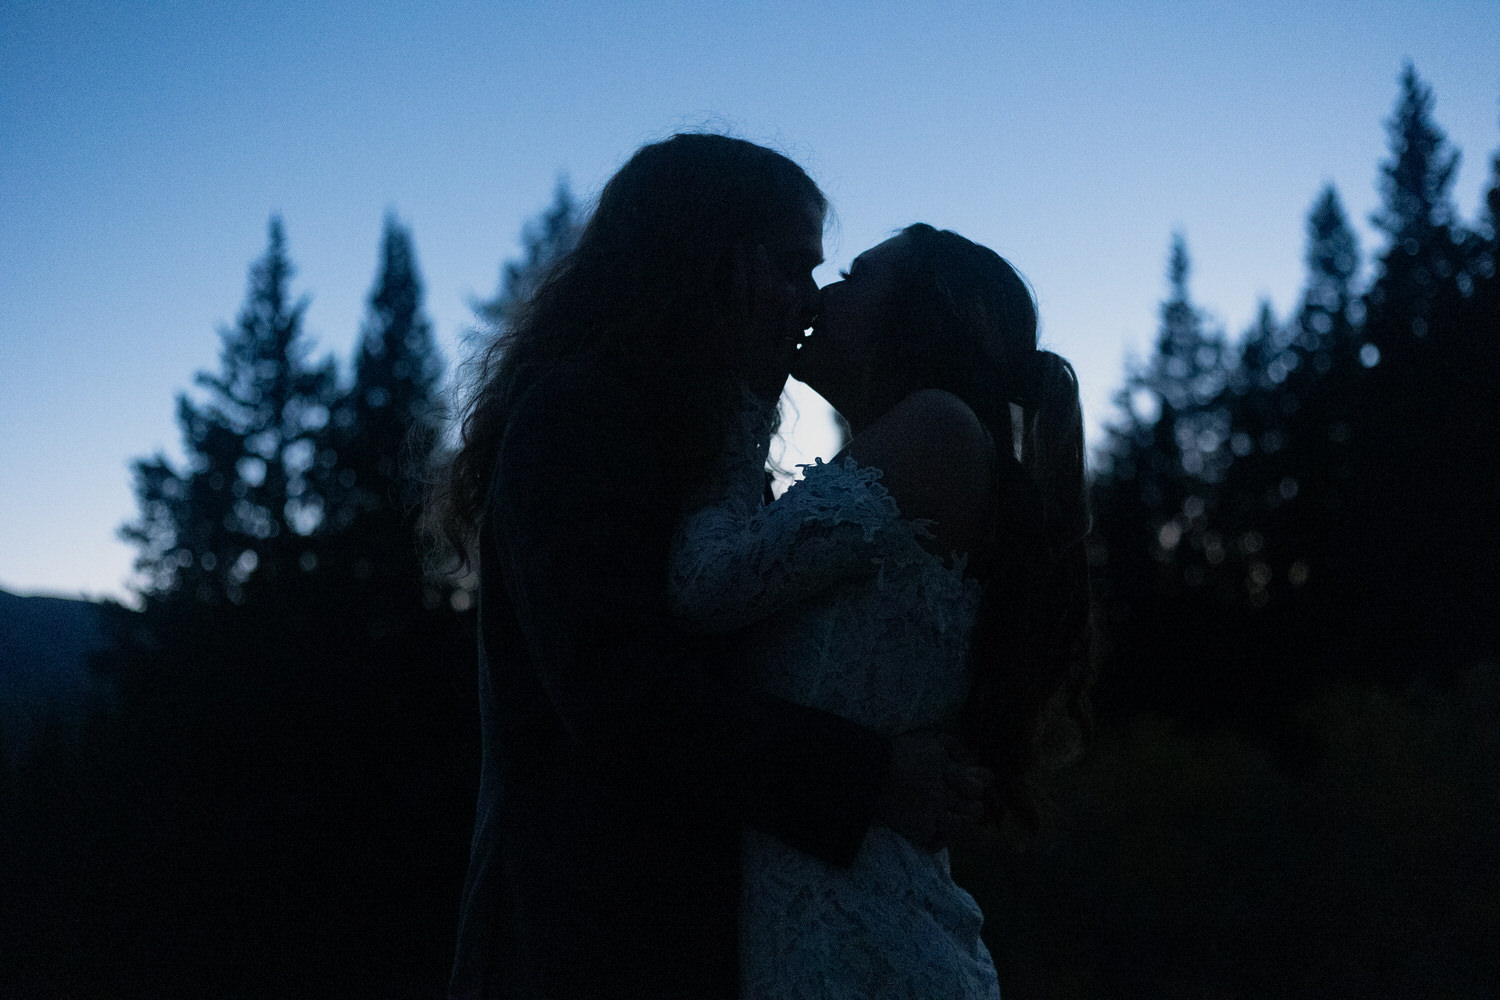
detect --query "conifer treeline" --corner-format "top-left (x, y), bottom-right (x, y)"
top-left (86, 213), bottom-right (484, 994)
top-left (1, 64), bottom-right (1494, 996)
top-left (121, 213), bottom-right (451, 611)
top-left (0, 199), bottom-right (583, 995)
top-left (1090, 63), bottom-right (1499, 738)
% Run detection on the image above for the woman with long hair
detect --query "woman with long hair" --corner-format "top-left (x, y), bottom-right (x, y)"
top-left (670, 223), bottom-right (1091, 996)
top-left (440, 138), bottom-right (979, 999)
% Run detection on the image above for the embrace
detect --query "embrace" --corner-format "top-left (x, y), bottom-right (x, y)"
top-left (438, 134), bottom-right (1092, 998)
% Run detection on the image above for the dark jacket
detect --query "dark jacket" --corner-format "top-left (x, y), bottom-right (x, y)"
top-left (450, 366), bottom-right (890, 999)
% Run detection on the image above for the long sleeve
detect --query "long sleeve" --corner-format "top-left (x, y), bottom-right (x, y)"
top-left (670, 452), bottom-right (923, 633)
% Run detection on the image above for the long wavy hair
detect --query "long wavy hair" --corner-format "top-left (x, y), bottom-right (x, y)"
top-left (871, 223), bottom-right (1093, 835)
top-left (435, 134), bottom-right (827, 562)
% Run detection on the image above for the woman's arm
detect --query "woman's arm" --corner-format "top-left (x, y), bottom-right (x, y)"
top-left (668, 451), bottom-right (912, 633)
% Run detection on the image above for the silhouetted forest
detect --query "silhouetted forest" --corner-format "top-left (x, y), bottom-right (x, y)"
top-left (2, 66), bottom-right (1495, 997)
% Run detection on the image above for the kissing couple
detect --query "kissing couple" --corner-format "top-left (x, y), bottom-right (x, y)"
top-left (440, 133), bottom-right (1092, 999)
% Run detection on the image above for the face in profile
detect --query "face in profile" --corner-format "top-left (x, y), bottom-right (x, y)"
top-left (792, 232), bottom-right (909, 406)
top-left (744, 201), bottom-right (826, 392)
top-left (781, 202), bottom-right (827, 332)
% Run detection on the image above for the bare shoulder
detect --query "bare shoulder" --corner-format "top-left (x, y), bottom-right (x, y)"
top-left (843, 389), bottom-right (997, 553)
top-left (885, 388), bottom-right (992, 462)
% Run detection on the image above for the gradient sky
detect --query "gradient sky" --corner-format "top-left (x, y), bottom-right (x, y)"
top-left (2, 1), bottom-right (1496, 602)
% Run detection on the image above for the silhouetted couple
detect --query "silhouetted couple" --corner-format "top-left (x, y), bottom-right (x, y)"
top-left (439, 134), bottom-right (1091, 999)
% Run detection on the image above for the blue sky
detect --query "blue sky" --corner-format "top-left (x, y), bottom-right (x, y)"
top-left (2, 1), bottom-right (1496, 602)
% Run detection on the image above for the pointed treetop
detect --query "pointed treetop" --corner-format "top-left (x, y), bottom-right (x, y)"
top-left (1373, 62), bottom-right (1460, 239)
top-left (124, 215), bottom-right (334, 601)
top-left (1306, 185), bottom-right (1359, 288)
top-left (1235, 296), bottom-right (1276, 368)
top-left (1301, 185), bottom-right (1361, 328)
top-left (256, 215), bottom-right (294, 311)
top-left (202, 217), bottom-right (313, 420)
top-left (355, 212), bottom-right (441, 406)
top-left (1168, 231), bottom-right (1191, 303)
top-left (369, 212), bottom-right (423, 327)
top-left (1255, 297), bottom-right (1278, 331)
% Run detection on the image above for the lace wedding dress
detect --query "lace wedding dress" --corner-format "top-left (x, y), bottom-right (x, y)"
top-left (669, 398), bottom-right (1001, 999)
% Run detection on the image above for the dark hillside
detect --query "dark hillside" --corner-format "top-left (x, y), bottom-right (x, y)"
top-left (0, 588), bottom-right (110, 759)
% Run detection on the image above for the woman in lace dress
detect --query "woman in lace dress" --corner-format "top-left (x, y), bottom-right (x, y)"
top-left (671, 224), bottom-right (1093, 998)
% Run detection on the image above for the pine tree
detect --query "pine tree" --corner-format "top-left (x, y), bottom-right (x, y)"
top-left (1271, 187), bottom-right (1363, 613)
top-left (322, 214), bottom-right (444, 558)
top-left (1487, 143), bottom-right (1500, 244)
top-left (1475, 139), bottom-right (1500, 336)
top-left (122, 217), bottom-right (336, 605)
top-left (316, 213), bottom-right (457, 640)
top-left (1095, 234), bottom-right (1232, 586)
top-left (1090, 235), bottom-right (1234, 717)
top-left (1215, 188), bottom-right (1365, 618)
top-left (474, 177), bottom-right (583, 332)
top-left (1299, 185), bottom-right (1362, 353)
top-left (1364, 62), bottom-right (1468, 363)
top-left (1215, 300), bottom-right (1287, 607)
top-left (1340, 65), bottom-right (1494, 680)
top-left (107, 218), bottom-right (477, 987)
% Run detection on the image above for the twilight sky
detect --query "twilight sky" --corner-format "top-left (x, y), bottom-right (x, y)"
top-left (2, 1), bottom-right (1496, 602)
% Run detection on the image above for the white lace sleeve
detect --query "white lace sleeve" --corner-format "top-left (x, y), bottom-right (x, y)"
top-left (669, 456), bottom-right (925, 634)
